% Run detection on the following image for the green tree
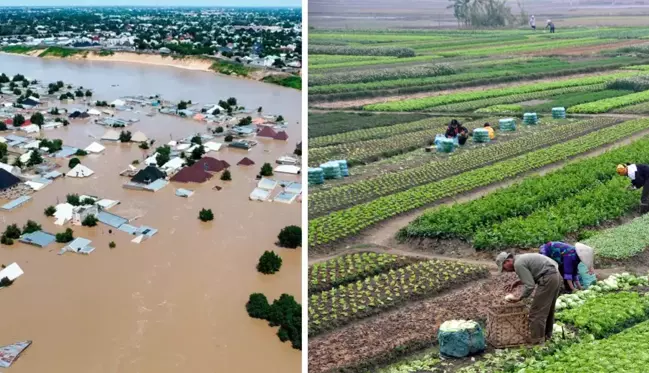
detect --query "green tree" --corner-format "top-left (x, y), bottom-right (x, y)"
top-left (12, 157), bottom-right (23, 168)
top-left (198, 208), bottom-right (214, 222)
top-left (55, 228), bottom-right (74, 243)
top-left (257, 106), bottom-right (263, 113)
top-left (277, 225), bottom-right (301, 248)
top-left (27, 150), bottom-right (43, 166)
top-left (191, 145), bottom-right (205, 160)
top-left (12, 114), bottom-right (25, 127)
top-left (276, 115), bottom-right (284, 122)
top-left (0, 234), bottom-right (14, 245)
top-left (30, 112), bottom-right (44, 127)
top-left (44, 205), bottom-right (56, 217)
top-left (3, 224), bottom-right (21, 239)
top-left (227, 97), bottom-right (237, 106)
top-left (22, 220), bottom-right (41, 234)
top-left (50, 107), bottom-right (60, 115)
top-left (85, 90), bottom-right (92, 97)
top-left (66, 193), bottom-right (81, 206)
top-left (257, 251), bottom-right (282, 274)
top-left (214, 126), bottom-right (224, 134)
top-left (238, 116), bottom-right (252, 126)
top-left (68, 157), bottom-right (80, 169)
top-left (260, 163), bottom-right (273, 177)
top-left (190, 135), bottom-right (202, 145)
top-left (82, 215), bottom-right (98, 227)
top-left (119, 130), bottom-right (132, 142)
top-left (246, 293), bottom-right (270, 319)
top-left (63, 120), bottom-right (69, 126)
top-left (75, 149), bottom-right (88, 156)
top-left (221, 169), bottom-right (231, 181)
top-left (109, 241), bottom-right (116, 249)
top-left (139, 142), bottom-right (150, 150)
top-left (177, 100), bottom-right (189, 110)
top-left (224, 134), bottom-right (233, 142)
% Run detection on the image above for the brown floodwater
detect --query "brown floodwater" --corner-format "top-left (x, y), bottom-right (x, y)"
top-left (0, 54), bottom-right (302, 373)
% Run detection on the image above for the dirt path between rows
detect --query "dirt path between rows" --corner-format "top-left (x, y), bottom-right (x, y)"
top-left (309, 71), bottom-right (623, 109)
top-left (310, 126), bottom-right (649, 259)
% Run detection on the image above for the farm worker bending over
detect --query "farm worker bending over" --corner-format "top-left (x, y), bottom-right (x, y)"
top-left (539, 242), bottom-right (582, 292)
top-left (617, 163), bottom-right (649, 213)
top-left (445, 119), bottom-right (469, 145)
top-left (546, 20), bottom-right (555, 33)
top-left (483, 123), bottom-right (495, 140)
top-left (496, 252), bottom-right (562, 344)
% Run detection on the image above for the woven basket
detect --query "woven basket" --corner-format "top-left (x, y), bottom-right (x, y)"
top-left (486, 304), bottom-right (530, 348)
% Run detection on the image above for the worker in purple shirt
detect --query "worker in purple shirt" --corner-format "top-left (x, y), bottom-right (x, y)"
top-left (539, 242), bottom-right (582, 292)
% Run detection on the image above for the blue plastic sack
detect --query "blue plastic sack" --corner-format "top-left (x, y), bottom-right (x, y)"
top-left (438, 320), bottom-right (486, 358)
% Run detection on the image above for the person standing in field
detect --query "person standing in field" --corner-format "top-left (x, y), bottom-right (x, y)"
top-left (546, 20), bottom-right (555, 33)
top-left (529, 15), bottom-right (536, 30)
top-left (496, 252), bottom-right (562, 344)
top-left (617, 163), bottom-right (649, 213)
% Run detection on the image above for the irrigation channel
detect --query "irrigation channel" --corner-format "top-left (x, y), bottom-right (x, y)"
top-left (0, 53), bottom-right (301, 373)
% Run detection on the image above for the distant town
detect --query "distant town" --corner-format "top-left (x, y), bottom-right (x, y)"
top-left (0, 7), bottom-right (302, 87)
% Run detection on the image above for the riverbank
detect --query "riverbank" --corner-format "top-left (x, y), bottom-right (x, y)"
top-left (0, 48), bottom-right (301, 89)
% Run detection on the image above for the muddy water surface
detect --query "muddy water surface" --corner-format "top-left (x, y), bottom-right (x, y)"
top-left (0, 54), bottom-right (302, 373)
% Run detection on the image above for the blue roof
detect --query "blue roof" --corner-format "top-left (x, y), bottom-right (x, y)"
top-left (118, 224), bottom-right (138, 235)
top-left (5, 134), bottom-right (28, 143)
top-left (53, 146), bottom-right (78, 158)
top-left (1, 196), bottom-right (31, 210)
top-left (66, 237), bottom-right (92, 252)
top-left (145, 179), bottom-right (168, 192)
top-left (43, 170), bottom-right (62, 179)
top-left (97, 211), bottom-right (128, 228)
top-left (19, 231), bottom-right (56, 247)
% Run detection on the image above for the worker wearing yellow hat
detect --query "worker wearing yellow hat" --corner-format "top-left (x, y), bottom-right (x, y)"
top-left (617, 163), bottom-right (649, 213)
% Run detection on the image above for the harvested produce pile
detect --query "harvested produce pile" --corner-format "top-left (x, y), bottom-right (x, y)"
top-left (308, 252), bottom-right (418, 293)
top-left (308, 259), bottom-right (489, 335)
top-left (308, 272), bottom-right (517, 373)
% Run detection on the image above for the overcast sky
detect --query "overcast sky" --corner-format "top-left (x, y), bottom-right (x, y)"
top-left (0, 0), bottom-right (300, 7)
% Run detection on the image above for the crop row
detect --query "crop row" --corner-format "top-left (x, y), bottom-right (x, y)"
top-left (309, 55), bottom-right (443, 71)
top-left (309, 64), bottom-right (455, 87)
top-left (471, 177), bottom-right (638, 250)
top-left (437, 37), bottom-right (615, 57)
top-left (308, 112), bottom-right (431, 139)
top-left (435, 84), bottom-right (606, 112)
top-left (309, 54), bottom-right (398, 65)
top-left (521, 319), bottom-right (649, 372)
top-left (308, 118), bottom-right (649, 248)
top-left (568, 89), bottom-right (649, 113)
top-left (310, 117), bottom-right (453, 148)
top-left (308, 252), bottom-right (417, 294)
top-left (308, 45), bottom-right (416, 57)
top-left (364, 72), bottom-right (635, 111)
top-left (310, 58), bottom-right (593, 94)
top-left (309, 118), bottom-right (486, 167)
top-left (308, 260), bottom-right (488, 336)
top-left (401, 124), bottom-right (649, 243)
top-left (310, 118), bottom-right (620, 217)
top-left (613, 101), bottom-right (649, 114)
top-left (558, 292), bottom-right (649, 339)
top-left (584, 213), bottom-right (649, 259)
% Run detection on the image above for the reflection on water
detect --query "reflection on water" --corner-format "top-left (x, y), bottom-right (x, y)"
top-left (0, 54), bottom-right (301, 373)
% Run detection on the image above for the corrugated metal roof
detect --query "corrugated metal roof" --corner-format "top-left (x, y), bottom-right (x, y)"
top-left (19, 231), bottom-right (56, 247)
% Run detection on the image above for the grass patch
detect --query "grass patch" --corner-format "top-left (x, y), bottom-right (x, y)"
top-left (97, 49), bottom-right (114, 57)
top-left (262, 75), bottom-right (301, 90)
top-left (210, 60), bottom-right (252, 77)
top-left (39, 47), bottom-right (86, 58)
top-left (1, 45), bottom-right (41, 54)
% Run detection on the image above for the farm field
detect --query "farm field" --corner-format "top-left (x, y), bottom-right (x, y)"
top-left (308, 25), bottom-right (649, 373)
